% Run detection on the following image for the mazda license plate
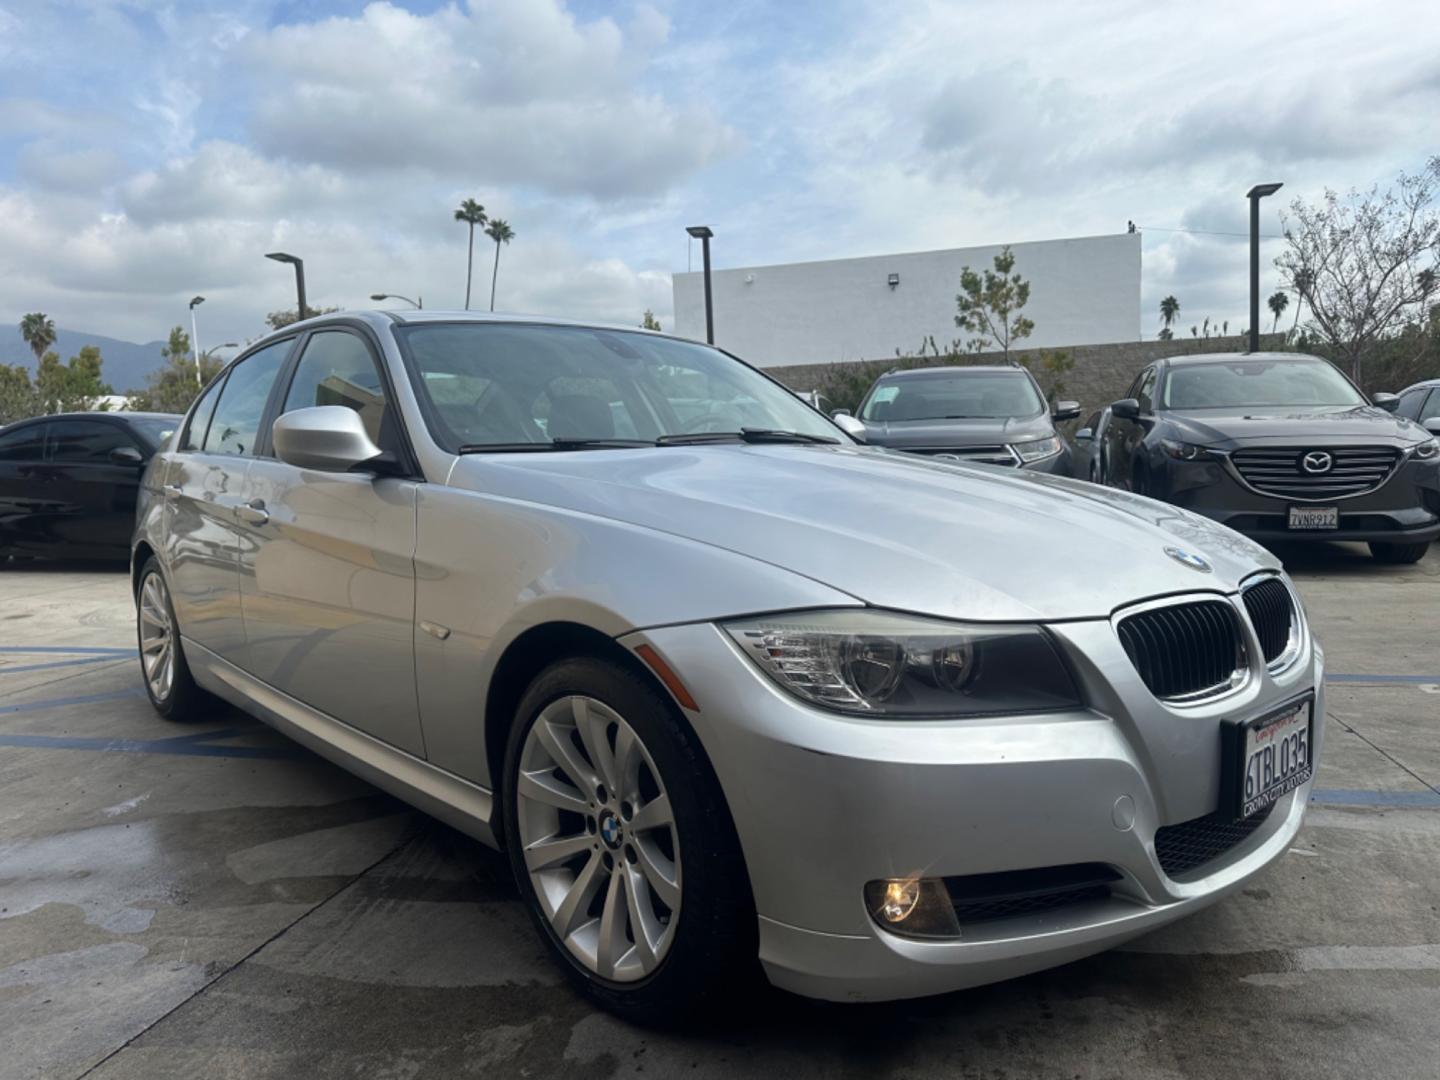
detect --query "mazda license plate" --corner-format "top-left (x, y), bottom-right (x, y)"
top-left (1288, 506), bottom-right (1337, 530)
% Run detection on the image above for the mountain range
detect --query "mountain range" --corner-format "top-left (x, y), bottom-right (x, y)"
top-left (3, 328), bottom-right (168, 394)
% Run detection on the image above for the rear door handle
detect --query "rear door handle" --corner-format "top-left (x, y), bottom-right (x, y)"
top-left (235, 499), bottom-right (269, 525)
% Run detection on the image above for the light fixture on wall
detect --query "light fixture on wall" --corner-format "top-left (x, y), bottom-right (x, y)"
top-left (744, 273), bottom-right (755, 285)
top-left (888, 273), bottom-right (900, 290)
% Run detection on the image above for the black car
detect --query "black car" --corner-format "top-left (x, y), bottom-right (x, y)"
top-left (0, 411), bottom-right (182, 562)
top-left (1395, 379), bottom-right (1440, 433)
top-left (1100, 352), bottom-right (1440, 563)
top-left (1071, 406), bottom-right (1112, 483)
top-left (850, 365), bottom-right (1081, 473)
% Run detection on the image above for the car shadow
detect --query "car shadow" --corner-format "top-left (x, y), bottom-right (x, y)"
top-left (0, 556), bottom-right (129, 574)
top-left (1264, 539), bottom-right (1435, 575)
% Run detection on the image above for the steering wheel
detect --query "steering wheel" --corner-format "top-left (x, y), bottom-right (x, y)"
top-left (680, 411), bottom-right (741, 434)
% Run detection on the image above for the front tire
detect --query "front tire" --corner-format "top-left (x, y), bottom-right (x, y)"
top-left (136, 558), bottom-right (209, 721)
top-left (1369, 540), bottom-right (1430, 565)
top-left (503, 656), bottom-right (756, 1024)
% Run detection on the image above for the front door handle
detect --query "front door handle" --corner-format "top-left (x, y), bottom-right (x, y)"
top-left (236, 499), bottom-right (270, 525)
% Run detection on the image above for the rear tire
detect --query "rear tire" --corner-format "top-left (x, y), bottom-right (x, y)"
top-left (136, 557), bottom-right (210, 722)
top-left (1368, 540), bottom-right (1430, 565)
top-left (503, 655), bottom-right (756, 1025)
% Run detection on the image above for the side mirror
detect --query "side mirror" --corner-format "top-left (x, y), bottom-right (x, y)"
top-left (831, 408), bottom-right (852, 418)
top-left (1371, 392), bottom-right (1399, 413)
top-left (832, 413), bottom-right (868, 442)
top-left (1074, 427), bottom-right (1093, 443)
top-left (273, 406), bottom-right (383, 472)
top-left (1111, 398), bottom-right (1141, 421)
top-left (1424, 417), bottom-right (1440, 435)
top-left (1052, 400), bottom-right (1082, 422)
top-left (109, 445), bottom-right (145, 466)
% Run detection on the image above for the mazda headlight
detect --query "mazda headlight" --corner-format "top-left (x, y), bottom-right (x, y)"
top-left (723, 610), bottom-right (1080, 717)
top-left (1414, 437), bottom-right (1439, 460)
top-left (1161, 439), bottom-right (1219, 461)
top-left (1013, 436), bottom-right (1063, 463)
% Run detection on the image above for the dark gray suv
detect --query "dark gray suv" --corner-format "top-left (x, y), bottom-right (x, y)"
top-left (849, 365), bottom-right (1080, 472)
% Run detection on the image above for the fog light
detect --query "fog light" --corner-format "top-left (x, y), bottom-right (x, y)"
top-left (864, 877), bottom-right (962, 938)
top-left (878, 878), bottom-right (920, 923)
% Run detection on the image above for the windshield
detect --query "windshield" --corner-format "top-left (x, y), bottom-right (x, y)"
top-left (128, 417), bottom-right (179, 447)
top-left (860, 372), bottom-right (1044, 422)
top-left (397, 323), bottom-right (845, 450)
top-left (1162, 359), bottom-right (1366, 410)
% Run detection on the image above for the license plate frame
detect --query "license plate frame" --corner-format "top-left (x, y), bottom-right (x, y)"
top-left (1219, 695), bottom-right (1315, 821)
top-left (1287, 505), bottom-right (1338, 530)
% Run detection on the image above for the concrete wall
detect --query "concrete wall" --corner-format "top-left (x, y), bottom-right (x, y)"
top-left (767, 334), bottom-right (1288, 416)
top-left (673, 233), bottom-right (1141, 368)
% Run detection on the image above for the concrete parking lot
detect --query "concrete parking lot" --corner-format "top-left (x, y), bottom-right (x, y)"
top-left (2, 547), bottom-right (1438, 1080)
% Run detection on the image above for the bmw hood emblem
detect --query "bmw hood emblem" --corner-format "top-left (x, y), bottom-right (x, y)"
top-left (1164, 546), bottom-right (1212, 573)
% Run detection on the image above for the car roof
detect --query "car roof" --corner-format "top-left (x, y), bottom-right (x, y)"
top-left (878, 365), bottom-right (1031, 380)
top-left (1161, 351), bottom-right (1326, 367)
top-left (1400, 378), bottom-right (1440, 392)
top-left (1, 410), bottom-right (181, 425)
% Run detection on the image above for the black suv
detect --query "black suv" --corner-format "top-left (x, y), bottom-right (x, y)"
top-left (1100, 352), bottom-right (1440, 563)
top-left (850, 365), bottom-right (1080, 472)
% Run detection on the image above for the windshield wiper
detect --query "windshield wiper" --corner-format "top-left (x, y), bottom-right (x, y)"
top-left (657, 427), bottom-right (841, 446)
top-left (457, 438), bottom-right (653, 453)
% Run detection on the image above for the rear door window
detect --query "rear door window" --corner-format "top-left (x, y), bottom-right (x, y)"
top-left (46, 420), bottom-right (135, 463)
top-left (0, 423), bottom-right (48, 462)
top-left (203, 341), bottom-right (291, 456)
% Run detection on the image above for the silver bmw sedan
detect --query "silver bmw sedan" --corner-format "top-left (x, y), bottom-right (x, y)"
top-left (131, 311), bottom-right (1322, 1021)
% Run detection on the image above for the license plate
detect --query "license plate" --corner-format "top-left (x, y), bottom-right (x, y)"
top-left (1234, 701), bottom-right (1314, 819)
top-left (1288, 506), bottom-right (1337, 530)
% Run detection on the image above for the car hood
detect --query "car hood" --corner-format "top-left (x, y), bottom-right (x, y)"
top-left (446, 445), bottom-right (1276, 621)
top-left (1164, 404), bottom-right (1428, 447)
top-left (862, 413), bottom-right (1055, 448)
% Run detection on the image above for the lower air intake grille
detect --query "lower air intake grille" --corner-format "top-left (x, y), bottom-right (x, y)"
top-left (943, 863), bottom-right (1120, 924)
top-left (1242, 577), bottom-right (1296, 664)
top-left (1117, 600), bottom-right (1243, 700)
top-left (1154, 806), bottom-right (1274, 877)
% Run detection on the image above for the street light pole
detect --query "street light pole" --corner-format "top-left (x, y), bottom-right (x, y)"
top-left (188, 296), bottom-right (205, 386)
top-left (1246, 183), bottom-right (1283, 353)
top-left (265, 252), bottom-right (308, 324)
top-left (686, 225), bottom-right (715, 344)
top-left (369, 293), bottom-right (421, 309)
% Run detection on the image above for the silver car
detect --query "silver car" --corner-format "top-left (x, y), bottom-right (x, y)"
top-left (132, 312), bottom-right (1323, 1021)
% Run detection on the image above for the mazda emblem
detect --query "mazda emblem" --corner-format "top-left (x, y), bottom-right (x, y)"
top-left (1300, 451), bottom-right (1333, 475)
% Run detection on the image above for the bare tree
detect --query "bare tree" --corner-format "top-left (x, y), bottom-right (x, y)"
top-left (1276, 159), bottom-right (1440, 383)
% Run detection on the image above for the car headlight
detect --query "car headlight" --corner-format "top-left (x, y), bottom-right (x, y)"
top-left (1161, 439), bottom-right (1219, 461)
top-left (1414, 437), bottom-right (1439, 460)
top-left (723, 609), bottom-right (1081, 717)
top-left (1013, 436), bottom-right (1063, 463)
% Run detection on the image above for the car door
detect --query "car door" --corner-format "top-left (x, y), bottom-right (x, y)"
top-left (1107, 366), bottom-right (1156, 490)
top-left (0, 421), bottom-right (52, 555)
top-left (43, 418), bottom-right (147, 555)
top-left (163, 340), bottom-right (293, 661)
top-left (237, 328), bottom-right (424, 756)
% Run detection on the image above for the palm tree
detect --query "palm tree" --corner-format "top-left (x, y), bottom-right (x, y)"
top-left (485, 219), bottom-right (514, 312)
top-left (1159, 295), bottom-right (1180, 335)
top-left (19, 312), bottom-right (56, 363)
top-left (1267, 291), bottom-right (1289, 333)
top-left (1290, 269), bottom-right (1313, 340)
top-left (453, 199), bottom-right (487, 310)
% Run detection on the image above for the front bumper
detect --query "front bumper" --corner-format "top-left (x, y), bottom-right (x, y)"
top-left (1164, 454), bottom-right (1440, 544)
top-left (621, 605), bottom-right (1323, 1002)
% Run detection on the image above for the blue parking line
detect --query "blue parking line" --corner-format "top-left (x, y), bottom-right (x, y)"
top-left (1310, 788), bottom-right (1440, 808)
top-left (0, 728), bottom-right (303, 759)
top-left (1, 655), bottom-right (128, 675)
top-left (0, 688), bottom-right (146, 715)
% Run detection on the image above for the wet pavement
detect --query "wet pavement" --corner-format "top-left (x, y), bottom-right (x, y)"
top-left (1, 547), bottom-right (1438, 1079)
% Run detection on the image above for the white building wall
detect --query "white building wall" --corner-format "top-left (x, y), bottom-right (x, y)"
top-left (672, 233), bottom-right (1140, 368)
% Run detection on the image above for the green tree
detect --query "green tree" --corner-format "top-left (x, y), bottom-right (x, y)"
top-left (19, 312), bottom-right (57, 364)
top-left (1159, 295), bottom-right (1180, 339)
top-left (454, 198), bottom-right (488, 310)
top-left (640, 309), bottom-right (662, 331)
top-left (955, 246), bottom-right (1034, 362)
top-left (1267, 290), bottom-right (1289, 332)
top-left (129, 326), bottom-right (226, 414)
top-left (33, 345), bottom-right (112, 413)
top-left (265, 306), bottom-right (341, 331)
top-left (485, 218), bottom-right (514, 312)
top-left (0, 363), bottom-right (38, 424)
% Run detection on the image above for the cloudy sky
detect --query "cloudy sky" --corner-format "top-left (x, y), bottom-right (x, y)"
top-left (1, 0), bottom-right (1437, 356)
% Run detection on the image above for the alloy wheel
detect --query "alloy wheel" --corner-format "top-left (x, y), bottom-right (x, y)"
top-left (515, 695), bottom-right (681, 982)
top-left (138, 572), bottom-right (175, 702)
